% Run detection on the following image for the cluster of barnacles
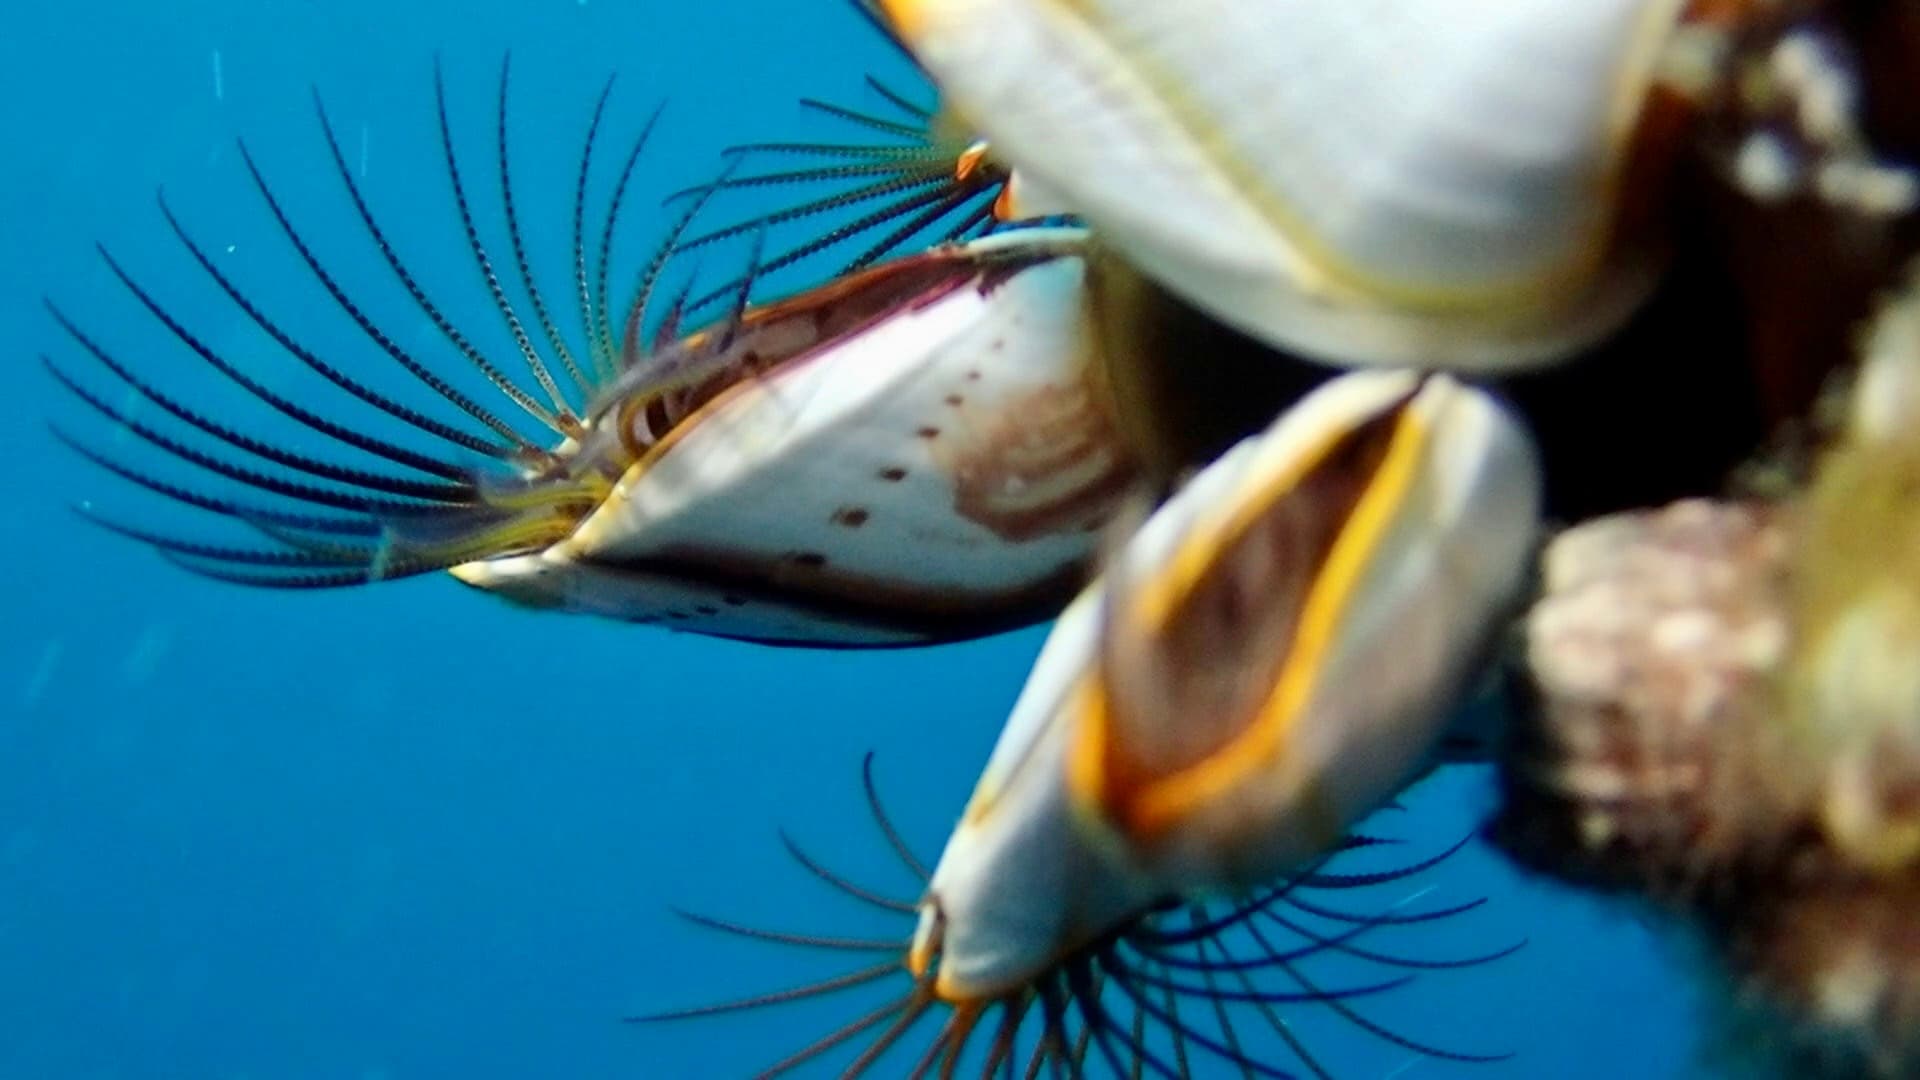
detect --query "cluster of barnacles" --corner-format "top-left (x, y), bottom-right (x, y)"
top-left (1485, 7), bottom-right (1920, 1074)
top-left (42, 0), bottom-right (1920, 1074)
top-left (1497, 274), bottom-right (1920, 1076)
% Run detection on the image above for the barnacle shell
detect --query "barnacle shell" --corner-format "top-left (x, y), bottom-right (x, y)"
top-left (1497, 496), bottom-right (1920, 1078)
top-left (455, 229), bottom-right (1138, 645)
top-left (1496, 268), bottom-right (1920, 1076)
top-left (914, 370), bottom-right (1541, 1000)
top-left (1072, 370), bottom-right (1541, 889)
top-left (879, 0), bottom-right (1706, 371)
top-left (51, 61), bottom-right (1134, 650)
top-left (1494, 498), bottom-right (1797, 894)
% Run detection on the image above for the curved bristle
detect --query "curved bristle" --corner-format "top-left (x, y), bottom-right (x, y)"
top-left (625, 961), bottom-right (903, 1023)
top-left (1242, 917), bottom-right (1514, 1066)
top-left (673, 170), bottom-right (950, 254)
top-left (1104, 957), bottom-right (1413, 1009)
top-left (570, 75), bottom-right (664, 383)
top-left (236, 133), bottom-right (554, 451)
top-left (717, 141), bottom-right (950, 163)
top-left (590, 101), bottom-right (661, 370)
top-left (1095, 957), bottom-right (1301, 1080)
top-left (44, 346), bottom-right (472, 505)
top-left (863, 752), bottom-right (931, 882)
top-left (50, 59), bottom-right (685, 592)
top-left (1283, 891), bottom-right (1487, 927)
top-left (50, 360), bottom-right (460, 519)
top-left (610, 155), bottom-right (743, 377)
top-left (778, 829), bottom-right (919, 915)
top-left (1187, 937), bottom-right (1280, 1080)
top-left (847, 0), bottom-right (915, 62)
top-left (54, 427), bottom-right (378, 539)
top-left (492, 55), bottom-right (594, 405)
top-left (1258, 908), bottom-right (1527, 972)
top-left (48, 290), bottom-right (471, 484)
top-left (650, 756), bottom-right (1517, 1077)
top-left (864, 75), bottom-right (930, 120)
top-left (764, 995), bottom-right (920, 1078)
top-left (1293, 832), bottom-right (1474, 890)
top-left (1132, 893), bottom-right (1444, 974)
top-left (843, 182), bottom-right (995, 273)
top-left (677, 17), bottom-right (1017, 301)
top-left (680, 177), bottom-right (989, 315)
top-left (670, 907), bottom-right (902, 954)
top-left (665, 159), bottom-right (953, 201)
top-left (76, 507), bottom-right (373, 570)
top-left (157, 556), bottom-right (392, 590)
top-left (431, 56), bottom-right (578, 430)
top-left (839, 993), bottom-right (939, 1077)
top-left (799, 97), bottom-right (930, 140)
top-left (103, 221), bottom-right (511, 462)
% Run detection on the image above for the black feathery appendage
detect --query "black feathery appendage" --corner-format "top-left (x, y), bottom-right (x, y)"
top-left (50, 60), bottom-right (682, 591)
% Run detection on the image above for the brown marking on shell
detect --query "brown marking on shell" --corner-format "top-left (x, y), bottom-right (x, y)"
top-left (614, 255), bottom-right (978, 458)
top-left (613, 241), bottom-right (1071, 461)
top-left (937, 378), bottom-right (1138, 544)
top-left (877, 466), bottom-right (909, 482)
top-left (831, 507), bottom-right (872, 529)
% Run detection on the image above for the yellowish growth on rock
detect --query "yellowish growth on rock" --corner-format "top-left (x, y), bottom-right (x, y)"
top-left (1785, 273), bottom-right (1920, 872)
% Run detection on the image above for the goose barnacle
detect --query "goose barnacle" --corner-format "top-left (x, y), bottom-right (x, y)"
top-left (646, 368), bottom-right (1540, 1075)
top-left (48, 60), bottom-right (1134, 647)
top-left (874, 0), bottom-right (1920, 380)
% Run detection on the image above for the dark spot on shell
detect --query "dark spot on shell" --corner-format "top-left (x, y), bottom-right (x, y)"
top-left (833, 507), bottom-right (871, 528)
top-left (722, 595), bottom-right (748, 607)
top-left (944, 394), bottom-right (964, 407)
top-left (916, 426), bottom-right (941, 440)
top-left (791, 551), bottom-right (828, 569)
top-left (695, 604), bottom-right (720, 616)
top-left (966, 369), bottom-right (982, 381)
top-left (879, 466), bottom-right (909, 482)
top-left (666, 610), bottom-right (691, 621)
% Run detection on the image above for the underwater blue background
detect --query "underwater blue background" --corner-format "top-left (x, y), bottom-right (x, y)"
top-left (3, 1), bottom-right (1709, 1076)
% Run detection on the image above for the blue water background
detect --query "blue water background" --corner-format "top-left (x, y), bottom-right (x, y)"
top-left (4, 2), bottom-right (1707, 1076)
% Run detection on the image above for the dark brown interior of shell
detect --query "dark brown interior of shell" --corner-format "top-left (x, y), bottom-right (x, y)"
top-left (1099, 406), bottom-right (1401, 806)
top-left (1083, 253), bottom-right (1330, 493)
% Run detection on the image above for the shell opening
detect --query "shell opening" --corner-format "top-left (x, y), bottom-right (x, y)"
top-left (1078, 384), bottom-right (1421, 844)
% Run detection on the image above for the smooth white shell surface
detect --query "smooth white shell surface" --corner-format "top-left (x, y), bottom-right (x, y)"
top-left (917, 368), bottom-right (1542, 996)
top-left (887, 0), bottom-right (1687, 370)
top-left (455, 230), bottom-right (1134, 645)
top-left (915, 589), bottom-right (1159, 998)
top-left (1095, 372), bottom-right (1542, 888)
